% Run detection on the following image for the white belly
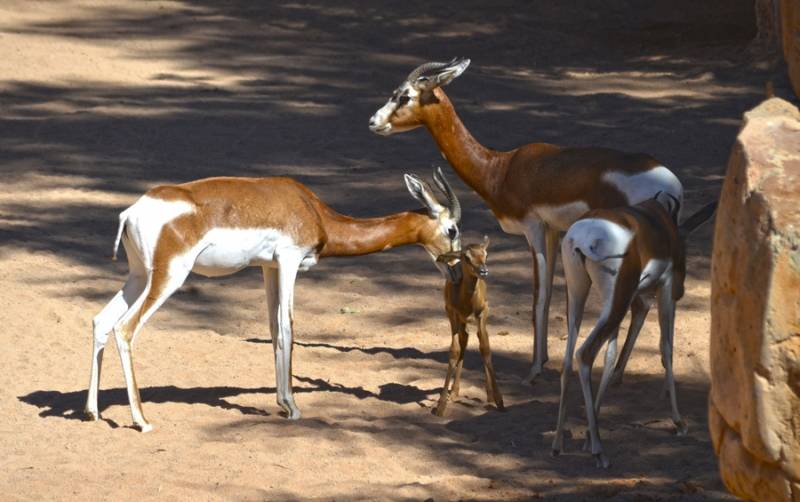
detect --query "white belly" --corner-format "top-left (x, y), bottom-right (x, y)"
top-left (191, 228), bottom-right (316, 277)
top-left (498, 200), bottom-right (591, 236)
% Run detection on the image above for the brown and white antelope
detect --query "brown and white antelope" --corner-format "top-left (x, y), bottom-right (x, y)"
top-left (433, 235), bottom-right (504, 417)
top-left (369, 58), bottom-right (684, 383)
top-left (85, 170), bottom-right (462, 432)
top-left (551, 193), bottom-right (716, 468)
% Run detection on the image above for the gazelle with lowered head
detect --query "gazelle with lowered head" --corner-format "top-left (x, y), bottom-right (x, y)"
top-left (85, 170), bottom-right (462, 432)
top-left (551, 193), bottom-right (716, 468)
top-left (433, 234), bottom-right (503, 417)
top-left (369, 58), bottom-right (684, 383)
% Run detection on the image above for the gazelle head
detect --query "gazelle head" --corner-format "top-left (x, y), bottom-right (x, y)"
top-left (672, 200), bottom-right (717, 300)
top-left (437, 235), bottom-right (490, 283)
top-left (651, 193), bottom-right (716, 301)
top-left (404, 167), bottom-right (462, 266)
top-left (369, 58), bottom-right (470, 136)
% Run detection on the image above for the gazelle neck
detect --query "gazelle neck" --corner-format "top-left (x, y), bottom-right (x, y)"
top-left (318, 209), bottom-right (427, 257)
top-left (421, 88), bottom-right (510, 203)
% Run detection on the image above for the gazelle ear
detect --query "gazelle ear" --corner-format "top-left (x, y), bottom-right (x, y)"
top-left (436, 251), bottom-right (462, 265)
top-left (481, 235), bottom-right (490, 249)
top-left (678, 201), bottom-right (717, 237)
top-left (413, 58), bottom-right (470, 91)
top-left (404, 174), bottom-right (445, 217)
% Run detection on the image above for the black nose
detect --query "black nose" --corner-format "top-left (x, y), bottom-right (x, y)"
top-left (478, 266), bottom-right (488, 277)
top-left (369, 117), bottom-right (376, 127)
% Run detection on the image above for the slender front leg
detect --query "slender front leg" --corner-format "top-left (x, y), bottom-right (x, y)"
top-left (657, 287), bottom-right (687, 435)
top-left (272, 255), bottom-right (302, 419)
top-left (552, 239), bottom-right (591, 456)
top-left (523, 222), bottom-right (555, 384)
top-left (475, 310), bottom-right (504, 411)
top-left (610, 295), bottom-right (652, 385)
top-left (435, 317), bottom-right (465, 417)
top-left (450, 326), bottom-right (469, 398)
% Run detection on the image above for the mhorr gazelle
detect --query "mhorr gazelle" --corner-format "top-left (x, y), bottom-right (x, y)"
top-left (433, 236), bottom-right (504, 417)
top-left (85, 169), bottom-right (462, 432)
top-left (369, 58), bottom-right (684, 384)
top-left (552, 193), bottom-right (716, 468)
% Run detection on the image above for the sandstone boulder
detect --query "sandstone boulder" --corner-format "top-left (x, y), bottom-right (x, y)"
top-left (709, 97), bottom-right (800, 501)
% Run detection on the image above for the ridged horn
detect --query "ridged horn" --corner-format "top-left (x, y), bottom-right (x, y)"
top-left (407, 58), bottom-right (462, 82)
top-left (432, 166), bottom-right (461, 222)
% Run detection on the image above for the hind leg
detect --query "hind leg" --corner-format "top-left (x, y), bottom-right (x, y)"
top-left (552, 238), bottom-right (591, 456)
top-left (113, 252), bottom-right (194, 431)
top-left (657, 286), bottom-right (687, 435)
top-left (85, 241), bottom-right (146, 421)
top-left (476, 311), bottom-right (504, 411)
top-left (610, 295), bottom-right (652, 386)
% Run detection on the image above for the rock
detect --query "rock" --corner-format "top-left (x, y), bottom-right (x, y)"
top-left (709, 97), bottom-right (800, 501)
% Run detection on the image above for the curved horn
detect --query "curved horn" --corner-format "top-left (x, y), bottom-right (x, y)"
top-left (432, 166), bottom-right (461, 222)
top-left (407, 60), bottom-right (453, 82)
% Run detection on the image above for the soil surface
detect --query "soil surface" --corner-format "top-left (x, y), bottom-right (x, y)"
top-left (0, 1), bottom-right (774, 500)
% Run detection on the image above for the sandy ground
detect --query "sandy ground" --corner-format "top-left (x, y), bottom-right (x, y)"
top-left (0, 1), bottom-right (779, 500)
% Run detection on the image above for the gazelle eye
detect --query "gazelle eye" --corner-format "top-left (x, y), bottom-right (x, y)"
top-left (447, 227), bottom-right (458, 239)
top-left (397, 95), bottom-right (411, 106)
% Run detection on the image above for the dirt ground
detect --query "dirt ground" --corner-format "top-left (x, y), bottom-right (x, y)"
top-left (0, 1), bottom-right (778, 500)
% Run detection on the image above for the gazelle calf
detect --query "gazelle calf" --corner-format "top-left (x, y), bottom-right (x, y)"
top-left (551, 193), bottom-right (716, 467)
top-left (433, 236), bottom-right (504, 416)
top-left (369, 58), bottom-right (684, 384)
top-left (85, 170), bottom-right (462, 432)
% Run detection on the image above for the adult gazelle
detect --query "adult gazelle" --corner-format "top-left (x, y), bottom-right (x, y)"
top-left (369, 58), bottom-right (683, 383)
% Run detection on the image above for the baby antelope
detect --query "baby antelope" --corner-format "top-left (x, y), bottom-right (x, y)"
top-left (552, 193), bottom-right (716, 468)
top-left (434, 236), bottom-right (504, 416)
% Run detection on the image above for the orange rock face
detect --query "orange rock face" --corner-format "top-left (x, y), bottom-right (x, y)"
top-left (709, 97), bottom-right (800, 501)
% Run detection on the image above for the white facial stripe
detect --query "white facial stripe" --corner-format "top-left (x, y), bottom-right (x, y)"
top-left (602, 166), bottom-right (683, 211)
top-left (369, 84), bottom-right (420, 135)
top-left (565, 218), bottom-right (634, 262)
top-left (370, 100), bottom-right (396, 129)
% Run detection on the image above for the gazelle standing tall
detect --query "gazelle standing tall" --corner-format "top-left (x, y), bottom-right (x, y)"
top-left (85, 170), bottom-right (461, 431)
top-left (369, 58), bottom-right (684, 383)
top-left (552, 194), bottom-right (716, 468)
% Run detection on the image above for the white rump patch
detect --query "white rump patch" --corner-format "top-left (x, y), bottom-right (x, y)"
top-left (602, 166), bottom-right (683, 209)
top-left (565, 218), bottom-right (634, 263)
top-left (122, 196), bottom-right (195, 267)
